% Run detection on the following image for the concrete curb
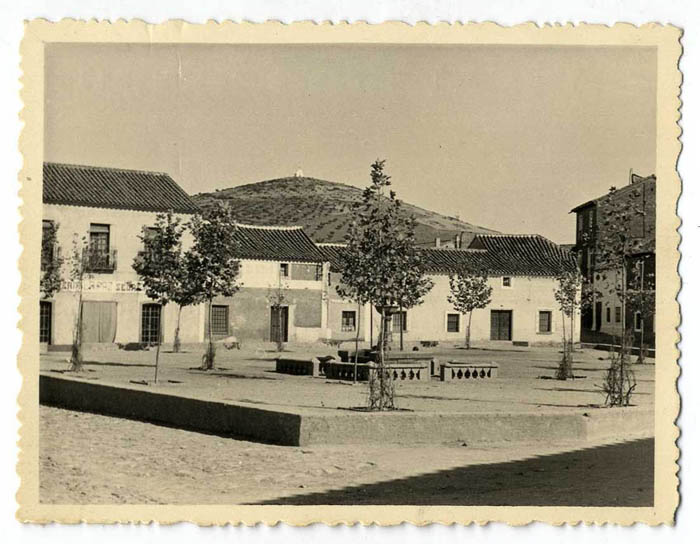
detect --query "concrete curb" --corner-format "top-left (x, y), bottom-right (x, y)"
top-left (40, 373), bottom-right (653, 447)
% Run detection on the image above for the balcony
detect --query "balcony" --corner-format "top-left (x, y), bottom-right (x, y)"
top-left (84, 248), bottom-right (118, 273)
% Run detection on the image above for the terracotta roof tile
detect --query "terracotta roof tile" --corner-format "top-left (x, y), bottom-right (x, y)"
top-left (319, 235), bottom-right (576, 277)
top-left (234, 224), bottom-right (324, 263)
top-left (43, 162), bottom-right (199, 214)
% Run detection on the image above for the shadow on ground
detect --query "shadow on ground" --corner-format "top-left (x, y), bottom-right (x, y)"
top-left (254, 438), bottom-right (653, 506)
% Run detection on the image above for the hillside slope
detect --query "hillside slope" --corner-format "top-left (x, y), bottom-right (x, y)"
top-left (192, 176), bottom-right (499, 246)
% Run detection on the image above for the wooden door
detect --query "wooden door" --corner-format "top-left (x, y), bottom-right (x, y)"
top-left (595, 302), bottom-right (603, 332)
top-left (81, 301), bottom-right (118, 343)
top-left (490, 310), bottom-right (512, 341)
top-left (270, 306), bottom-right (289, 343)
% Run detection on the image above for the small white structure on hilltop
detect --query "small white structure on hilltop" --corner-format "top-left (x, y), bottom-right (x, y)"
top-left (294, 168), bottom-right (304, 178)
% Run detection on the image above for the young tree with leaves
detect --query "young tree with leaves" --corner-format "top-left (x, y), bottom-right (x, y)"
top-left (447, 268), bottom-right (492, 349)
top-left (40, 221), bottom-right (63, 300)
top-left (66, 234), bottom-right (92, 372)
top-left (184, 203), bottom-right (242, 370)
top-left (553, 268), bottom-right (594, 380)
top-left (338, 159), bottom-right (433, 410)
top-left (594, 186), bottom-right (651, 405)
top-left (132, 211), bottom-right (187, 382)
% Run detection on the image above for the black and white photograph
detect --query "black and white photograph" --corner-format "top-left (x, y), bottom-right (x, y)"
top-left (14, 20), bottom-right (682, 526)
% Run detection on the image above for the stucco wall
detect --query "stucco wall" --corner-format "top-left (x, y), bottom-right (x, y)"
top-left (327, 274), bottom-right (579, 345)
top-left (42, 204), bottom-right (202, 346)
top-left (210, 287), bottom-right (324, 342)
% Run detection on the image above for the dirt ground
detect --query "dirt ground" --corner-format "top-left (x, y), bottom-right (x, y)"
top-left (40, 343), bottom-right (655, 414)
top-left (40, 406), bottom-right (653, 506)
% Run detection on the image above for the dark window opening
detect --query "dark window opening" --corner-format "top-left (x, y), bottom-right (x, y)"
top-left (392, 311), bottom-right (407, 333)
top-left (211, 305), bottom-right (229, 336)
top-left (341, 311), bottom-right (356, 332)
top-left (447, 313), bottom-right (460, 333)
top-left (538, 311), bottom-right (552, 333)
top-left (141, 303), bottom-right (162, 344)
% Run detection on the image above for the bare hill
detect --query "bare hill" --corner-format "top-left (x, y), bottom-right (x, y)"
top-left (192, 176), bottom-right (499, 246)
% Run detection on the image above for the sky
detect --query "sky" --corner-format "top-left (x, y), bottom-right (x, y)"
top-left (44, 43), bottom-right (656, 244)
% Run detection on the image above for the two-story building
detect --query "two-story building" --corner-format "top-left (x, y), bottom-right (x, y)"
top-left (207, 224), bottom-right (330, 344)
top-left (319, 234), bottom-right (579, 346)
top-left (570, 172), bottom-right (656, 347)
top-left (41, 162), bottom-right (203, 349)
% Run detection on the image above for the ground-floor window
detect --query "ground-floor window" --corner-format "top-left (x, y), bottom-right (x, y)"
top-left (446, 313), bottom-right (460, 333)
top-left (141, 303), bottom-right (161, 344)
top-left (538, 310), bottom-right (552, 333)
top-left (341, 310), bottom-right (356, 332)
top-left (606, 307), bottom-right (611, 323)
top-left (392, 311), bottom-right (407, 333)
top-left (40, 300), bottom-right (52, 343)
top-left (211, 305), bottom-right (229, 336)
top-left (615, 306), bottom-right (622, 323)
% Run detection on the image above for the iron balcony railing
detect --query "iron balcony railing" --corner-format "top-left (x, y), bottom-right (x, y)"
top-left (84, 248), bottom-right (118, 273)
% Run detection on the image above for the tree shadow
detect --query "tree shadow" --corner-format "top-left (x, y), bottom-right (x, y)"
top-left (252, 438), bottom-right (654, 506)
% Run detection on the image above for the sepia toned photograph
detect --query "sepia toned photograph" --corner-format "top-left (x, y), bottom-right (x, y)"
top-left (16, 21), bottom-right (681, 525)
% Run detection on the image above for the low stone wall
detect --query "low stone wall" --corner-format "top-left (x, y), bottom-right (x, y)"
top-left (40, 374), bottom-right (654, 447)
top-left (325, 361), bottom-right (371, 381)
top-left (40, 374), bottom-right (304, 445)
top-left (441, 361), bottom-right (499, 381)
top-left (275, 357), bottom-right (321, 377)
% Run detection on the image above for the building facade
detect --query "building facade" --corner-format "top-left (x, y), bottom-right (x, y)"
top-left (320, 234), bottom-right (579, 347)
top-left (571, 173), bottom-right (656, 347)
top-left (206, 225), bottom-right (330, 344)
top-left (41, 162), bottom-right (203, 349)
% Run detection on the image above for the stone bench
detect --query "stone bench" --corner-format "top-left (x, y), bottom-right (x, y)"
top-left (337, 348), bottom-right (374, 364)
top-left (275, 357), bottom-right (321, 377)
top-left (325, 361), bottom-right (372, 381)
top-left (325, 358), bottom-right (431, 383)
top-left (419, 340), bottom-right (439, 348)
top-left (440, 361), bottom-right (499, 382)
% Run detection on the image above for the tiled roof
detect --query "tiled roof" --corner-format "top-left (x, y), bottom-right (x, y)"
top-left (43, 162), bottom-right (200, 214)
top-left (319, 235), bottom-right (577, 277)
top-left (234, 224), bottom-right (325, 263)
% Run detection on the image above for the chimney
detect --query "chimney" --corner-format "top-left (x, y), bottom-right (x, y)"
top-left (435, 236), bottom-right (441, 248)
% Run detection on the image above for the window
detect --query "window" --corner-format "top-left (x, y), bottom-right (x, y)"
top-left (141, 304), bottom-right (161, 344)
top-left (280, 263), bottom-right (289, 278)
top-left (502, 276), bottom-right (512, 288)
top-left (615, 306), bottom-right (622, 323)
top-left (87, 223), bottom-right (115, 272)
top-left (211, 305), bottom-right (229, 336)
top-left (634, 312), bottom-right (643, 332)
top-left (392, 311), bottom-right (407, 333)
top-left (341, 311), bottom-right (356, 332)
top-left (576, 214), bottom-right (583, 233)
top-left (538, 311), bottom-right (552, 334)
top-left (606, 307), bottom-right (611, 323)
top-left (446, 313), bottom-right (460, 333)
top-left (40, 301), bottom-right (52, 344)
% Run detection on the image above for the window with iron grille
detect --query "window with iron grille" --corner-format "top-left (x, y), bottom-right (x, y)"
top-left (538, 310), bottom-right (552, 333)
top-left (615, 306), bottom-right (622, 323)
top-left (211, 305), bottom-right (229, 336)
top-left (141, 303), bottom-right (161, 344)
top-left (502, 276), bottom-right (512, 288)
top-left (280, 263), bottom-right (289, 278)
top-left (341, 311), bottom-right (356, 332)
top-left (392, 311), bottom-right (407, 333)
top-left (40, 301), bottom-right (52, 344)
top-left (446, 313), bottom-right (460, 333)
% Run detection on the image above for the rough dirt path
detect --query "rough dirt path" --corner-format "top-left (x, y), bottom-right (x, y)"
top-left (40, 407), bottom-right (652, 506)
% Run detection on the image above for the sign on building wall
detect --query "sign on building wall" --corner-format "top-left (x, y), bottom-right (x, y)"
top-left (60, 279), bottom-right (144, 293)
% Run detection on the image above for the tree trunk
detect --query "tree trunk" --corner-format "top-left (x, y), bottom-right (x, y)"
top-left (203, 298), bottom-right (215, 370)
top-left (173, 304), bottom-right (182, 353)
top-left (154, 319), bottom-right (162, 383)
top-left (466, 312), bottom-right (472, 349)
top-left (369, 310), bottom-right (373, 348)
top-left (379, 307), bottom-right (386, 409)
top-left (399, 306), bottom-right (404, 351)
top-left (70, 289), bottom-right (84, 372)
top-left (353, 300), bottom-right (361, 383)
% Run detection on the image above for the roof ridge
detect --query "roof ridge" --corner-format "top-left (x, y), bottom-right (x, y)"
top-left (234, 222), bottom-right (305, 231)
top-left (317, 242), bottom-right (347, 247)
top-left (45, 161), bottom-right (170, 177)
